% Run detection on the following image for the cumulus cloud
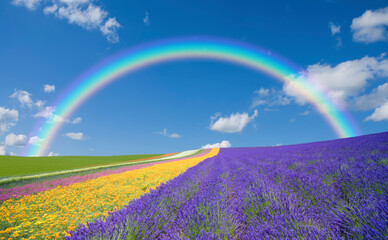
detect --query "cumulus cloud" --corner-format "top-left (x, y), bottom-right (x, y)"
top-left (0, 107), bottom-right (18, 135)
top-left (28, 136), bottom-right (45, 145)
top-left (283, 54), bottom-right (388, 124)
top-left (5, 133), bottom-right (28, 147)
top-left (10, 89), bottom-right (45, 109)
top-left (43, 0), bottom-right (120, 42)
top-left (251, 87), bottom-right (291, 109)
top-left (48, 152), bottom-right (60, 156)
top-left (100, 17), bottom-right (120, 43)
top-left (156, 128), bottom-right (182, 139)
top-left (11, 0), bottom-right (41, 10)
top-left (329, 21), bottom-right (341, 35)
top-left (143, 12), bottom-right (150, 26)
top-left (351, 6), bottom-right (388, 43)
top-left (284, 55), bottom-right (388, 106)
top-left (35, 100), bottom-right (46, 108)
top-left (44, 84), bottom-right (55, 93)
top-left (12, 0), bottom-right (121, 42)
top-left (27, 136), bottom-right (48, 155)
top-left (210, 110), bottom-right (258, 133)
top-left (65, 132), bottom-right (88, 140)
top-left (33, 106), bottom-right (70, 124)
top-left (202, 140), bottom-right (231, 149)
top-left (52, 4), bottom-right (106, 27)
top-left (354, 83), bottom-right (388, 111)
top-left (365, 101), bottom-right (388, 121)
top-left (33, 106), bottom-right (82, 125)
top-left (10, 90), bottom-right (34, 108)
top-left (0, 145), bottom-right (7, 155)
top-left (34, 106), bottom-right (56, 118)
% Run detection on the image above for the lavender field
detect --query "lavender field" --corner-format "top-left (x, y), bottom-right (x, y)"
top-left (68, 132), bottom-right (388, 239)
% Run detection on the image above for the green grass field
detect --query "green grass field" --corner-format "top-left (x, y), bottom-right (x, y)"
top-left (0, 154), bottom-right (163, 177)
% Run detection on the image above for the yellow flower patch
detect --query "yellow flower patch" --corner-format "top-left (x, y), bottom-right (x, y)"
top-left (0, 148), bottom-right (219, 239)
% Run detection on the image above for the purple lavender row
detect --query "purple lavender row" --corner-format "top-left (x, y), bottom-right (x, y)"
top-left (67, 132), bottom-right (388, 239)
top-left (0, 150), bottom-right (210, 202)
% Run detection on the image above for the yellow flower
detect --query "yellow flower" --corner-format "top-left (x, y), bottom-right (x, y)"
top-left (0, 149), bottom-right (219, 239)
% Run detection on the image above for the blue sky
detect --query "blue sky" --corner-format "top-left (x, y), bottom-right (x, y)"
top-left (0, 0), bottom-right (387, 156)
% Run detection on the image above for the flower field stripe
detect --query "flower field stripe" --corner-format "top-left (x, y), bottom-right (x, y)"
top-left (154, 149), bottom-right (202, 161)
top-left (66, 132), bottom-right (387, 239)
top-left (0, 148), bottom-right (219, 239)
top-left (0, 149), bottom-right (211, 202)
top-left (0, 150), bottom-right (202, 185)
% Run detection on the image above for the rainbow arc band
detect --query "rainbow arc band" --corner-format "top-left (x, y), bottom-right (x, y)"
top-left (25, 37), bottom-right (360, 156)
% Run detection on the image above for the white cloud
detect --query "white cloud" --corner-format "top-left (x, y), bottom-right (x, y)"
top-left (210, 110), bottom-right (258, 133)
top-left (143, 12), bottom-right (150, 26)
top-left (202, 140), bottom-right (231, 149)
top-left (351, 6), bottom-right (388, 43)
top-left (71, 117), bottom-right (82, 124)
top-left (10, 90), bottom-right (34, 108)
top-left (34, 107), bottom-right (81, 125)
top-left (44, 84), bottom-right (55, 93)
top-left (65, 132), bottom-right (88, 140)
top-left (5, 133), bottom-right (28, 147)
top-left (48, 152), bottom-right (60, 156)
top-left (42, 0), bottom-right (120, 43)
top-left (100, 17), bottom-right (120, 43)
top-left (156, 128), bottom-right (182, 139)
top-left (329, 21), bottom-right (341, 35)
top-left (169, 133), bottom-right (182, 139)
top-left (35, 100), bottom-right (46, 108)
top-left (28, 136), bottom-right (45, 145)
top-left (354, 82), bottom-right (388, 110)
top-left (284, 55), bottom-right (388, 105)
top-left (0, 146), bottom-right (7, 155)
top-left (56, 4), bottom-right (106, 28)
top-left (10, 89), bottom-right (46, 109)
top-left (27, 136), bottom-right (49, 155)
top-left (34, 106), bottom-right (55, 118)
top-left (251, 87), bottom-right (291, 109)
top-left (43, 3), bottom-right (58, 14)
top-left (0, 107), bottom-right (18, 135)
top-left (33, 106), bottom-right (68, 123)
top-left (12, 0), bottom-right (41, 10)
top-left (365, 101), bottom-right (388, 121)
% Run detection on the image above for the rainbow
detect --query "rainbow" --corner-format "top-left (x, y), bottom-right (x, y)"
top-left (24, 37), bottom-right (360, 156)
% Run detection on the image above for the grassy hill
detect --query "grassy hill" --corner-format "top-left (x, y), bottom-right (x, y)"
top-left (0, 154), bottom-right (163, 177)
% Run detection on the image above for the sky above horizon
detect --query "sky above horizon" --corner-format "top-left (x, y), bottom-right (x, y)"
top-left (0, 0), bottom-right (387, 156)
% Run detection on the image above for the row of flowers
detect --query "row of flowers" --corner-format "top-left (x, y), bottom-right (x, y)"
top-left (0, 148), bottom-right (218, 239)
top-left (66, 132), bottom-right (387, 239)
top-left (0, 150), bottom-right (207, 201)
top-left (0, 150), bottom-right (206, 185)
